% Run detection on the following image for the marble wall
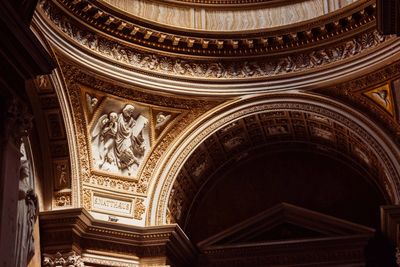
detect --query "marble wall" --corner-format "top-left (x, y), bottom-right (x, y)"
top-left (103, 0), bottom-right (358, 31)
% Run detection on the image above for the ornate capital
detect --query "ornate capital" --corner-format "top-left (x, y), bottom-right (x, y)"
top-left (43, 252), bottom-right (84, 267)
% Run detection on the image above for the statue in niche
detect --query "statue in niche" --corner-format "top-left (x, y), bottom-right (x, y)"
top-left (37, 75), bottom-right (48, 88)
top-left (56, 162), bottom-right (68, 188)
top-left (15, 159), bottom-right (38, 267)
top-left (92, 104), bottom-right (149, 176)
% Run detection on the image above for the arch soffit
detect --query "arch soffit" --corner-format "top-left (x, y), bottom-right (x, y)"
top-left (148, 92), bottom-right (400, 226)
top-left (27, 22), bottom-right (80, 209)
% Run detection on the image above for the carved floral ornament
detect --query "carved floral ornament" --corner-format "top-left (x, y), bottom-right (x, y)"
top-left (38, 0), bottom-right (392, 81)
top-left (148, 93), bottom-right (400, 225)
top-left (43, 252), bottom-right (84, 267)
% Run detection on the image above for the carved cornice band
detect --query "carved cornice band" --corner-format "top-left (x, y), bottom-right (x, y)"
top-left (40, 208), bottom-right (196, 266)
top-left (44, 0), bottom-right (376, 56)
top-left (34, 0), bottom-right (400, 96)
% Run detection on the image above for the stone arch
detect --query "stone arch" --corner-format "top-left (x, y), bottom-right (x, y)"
top-left (148, 92), bottom-right (400, 226)
top-left (28, 16), bottom-right (81, 209)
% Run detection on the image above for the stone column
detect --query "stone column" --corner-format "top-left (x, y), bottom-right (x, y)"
top-left (0, 97), bottom-right (33, 267)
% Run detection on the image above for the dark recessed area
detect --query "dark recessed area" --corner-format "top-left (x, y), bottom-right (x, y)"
top-left (186, 150), bottom-right (386, 243)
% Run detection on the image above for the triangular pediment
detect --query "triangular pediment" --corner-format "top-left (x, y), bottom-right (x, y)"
top-left (198, 203), bottom-right (374, 248)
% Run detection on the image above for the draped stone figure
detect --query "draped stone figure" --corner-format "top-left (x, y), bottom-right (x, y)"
top-left (91, 104), bottom-right (149, 176)
top-left (115, 105), bottom-right (139, 171)
top-left (15, 159), bottom-right (38, 267)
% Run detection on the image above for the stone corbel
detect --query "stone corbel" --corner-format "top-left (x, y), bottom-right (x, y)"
top-left (43, 252), bottom-right (84, 267)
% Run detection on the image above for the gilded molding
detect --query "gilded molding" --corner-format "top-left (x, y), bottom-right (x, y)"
top-left (38, 0), bottom-right (392, 80)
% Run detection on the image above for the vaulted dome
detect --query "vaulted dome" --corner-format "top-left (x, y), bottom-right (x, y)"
top-left (2, 0), bottom-right (400, 266)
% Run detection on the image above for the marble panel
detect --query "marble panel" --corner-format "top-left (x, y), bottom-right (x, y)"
top-left (103, 0), bottom-right (358, 31)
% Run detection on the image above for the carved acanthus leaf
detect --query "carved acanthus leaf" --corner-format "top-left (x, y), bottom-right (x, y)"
top-left (43, 252), bottom-right (84, 267)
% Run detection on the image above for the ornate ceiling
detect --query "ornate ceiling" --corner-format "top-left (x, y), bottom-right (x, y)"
top-left (35, 0), bottom-right (400, 95)
top-left (101, 0), bottom-right (358, 30)
top-left (30, 0), bottom-right (400, 243)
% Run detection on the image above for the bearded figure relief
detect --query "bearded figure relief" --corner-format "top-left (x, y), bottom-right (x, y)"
top-left (92, 104), bottom-right (149, 177)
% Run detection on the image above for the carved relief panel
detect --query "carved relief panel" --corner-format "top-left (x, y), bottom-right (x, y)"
top-left (90, 99), bottom-right (151, 179)
top-left (57, 63), bottom-right (220, 225)
top-left (79, 88), bottom-right (184, 223)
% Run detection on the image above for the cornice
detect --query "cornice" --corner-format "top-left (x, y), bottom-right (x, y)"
top-left (40, 208), bottom-right (197, 265)
top-left (46, 0), bottom-right (376, 57)
top-left (34, 2), bottom-right (400, 96)
top-left (200, 239), bottom-right (369, 267)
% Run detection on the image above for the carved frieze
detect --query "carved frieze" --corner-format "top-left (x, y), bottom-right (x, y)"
top-left (44, 0), bottom-right (376, 54)
top-left (43, 252), bottom-right (84, 267)
top-left (38, 0), bottom-right (391, 80)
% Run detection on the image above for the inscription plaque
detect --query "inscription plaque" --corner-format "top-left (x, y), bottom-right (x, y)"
top-left (92, 193), bottom-right (133, 217)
